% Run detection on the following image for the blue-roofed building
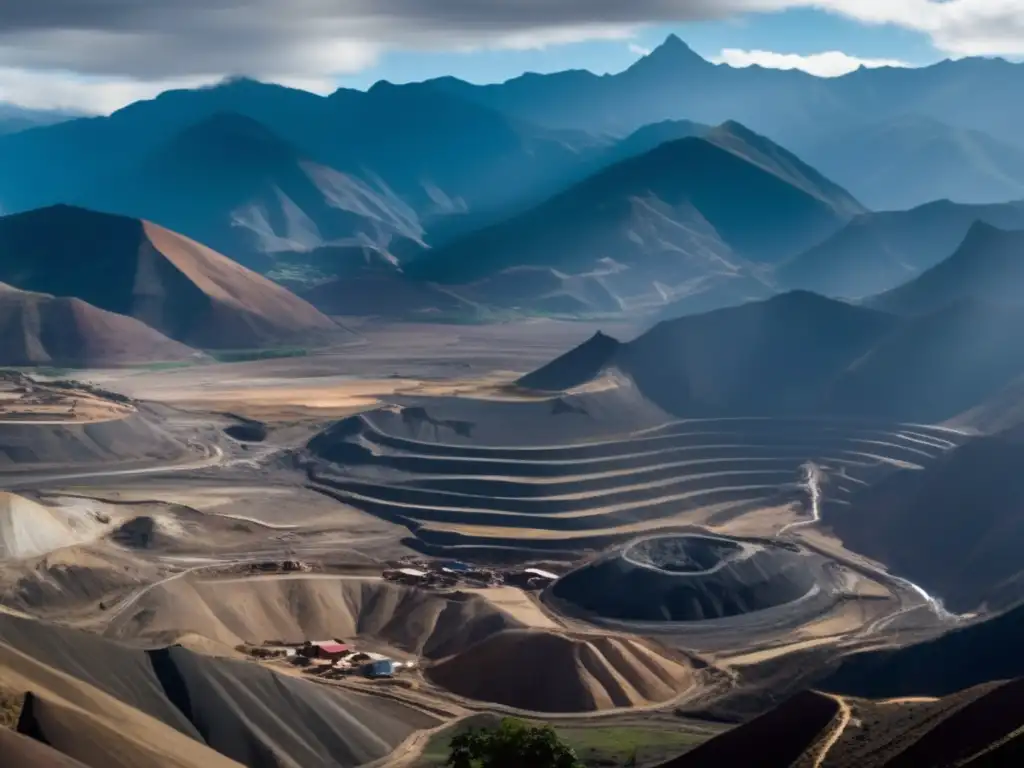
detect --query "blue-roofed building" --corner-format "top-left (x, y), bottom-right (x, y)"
top-left (363, 659), bottom-right (397, 679)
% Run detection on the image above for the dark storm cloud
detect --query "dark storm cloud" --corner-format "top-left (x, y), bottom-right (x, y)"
top-left (0, 0), bottom-right (764, 78)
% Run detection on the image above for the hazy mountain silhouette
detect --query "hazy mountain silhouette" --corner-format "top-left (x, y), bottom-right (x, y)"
top-left (871, 222), bottom-right (1024, 315)
top-left (0, 205), bottom-right (341, 349)
top-left (614, 291), bottom-right (896, 416)
top-left (776, 200), bottom-right (1024, 298)
top-left (597, 119), bottom-right (710, 168)
top-left (0, 78), bottom-right (605, 257)
top-left (430, 36), bottom-right (1024, 210)
top-left (0, 103), bottom-right (78, 136)
top-left (526, 289), bottom-right (1024, 421)
top-left (322, 81), bottom-right (605, 218)
top-left (90, 112), bottom-right (424, 269)
top-left (823, 299), bottom-right (1024, 421)
top-left (802, 115), bottom-right (1024, 211)
top-left (434, 35), bottom-right (1024, 148)
top-left (407, 125), bottom-right (856, 314)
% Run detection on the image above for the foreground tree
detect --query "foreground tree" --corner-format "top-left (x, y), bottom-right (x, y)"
top-left (446, 718), bottom-right (584, 768)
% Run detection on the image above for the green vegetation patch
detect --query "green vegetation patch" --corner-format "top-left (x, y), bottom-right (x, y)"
top-left (417, 715), bottom-right (711, 768)
top-left (559, 725), bottom-right (707, 765)
top-left (208, 347), bottom-right (310, 363)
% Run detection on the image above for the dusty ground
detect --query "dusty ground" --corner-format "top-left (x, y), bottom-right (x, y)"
top-left (0, 319), bottom-right (968, 767)
top-left (74, 320), bottom-right (632, 421)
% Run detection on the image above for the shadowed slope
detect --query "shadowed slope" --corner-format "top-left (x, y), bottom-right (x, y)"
top-left (523, 290), bottom-right (1024, 422)
top-left (822, 601), bottom-right (1024, 698)
top-left (411, 134), bottom-right (852, 284)
top-left (0, 205), bottom-right (341, 349)
top-left (871, 222), bottom-right (1024, 315)
top-left (775, 199), bottom-right (1024, 299)
top-left (517, 331), bottom-right (621, 391)
top-left (616, 291), bottom-right (896, 417)
top-left (704, 120), bottom-right (865, 217)
top-left (657, 691), bottom-right (841, 767)
top-left (826, 426), bottom-right (1024, 613)
top-left (661, 681), bottom-right (1024, 768)
top-left (100, 112), bottom-right (425, 268)
top-left (822, 300), bottom-right (1024, 422)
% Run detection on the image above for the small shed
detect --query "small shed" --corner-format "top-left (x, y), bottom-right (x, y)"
top-left (363, 659), bottom-right (397, 679)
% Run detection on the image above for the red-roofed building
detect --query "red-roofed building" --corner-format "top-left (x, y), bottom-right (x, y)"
top-left (314, 642), bottom-right (351, 660)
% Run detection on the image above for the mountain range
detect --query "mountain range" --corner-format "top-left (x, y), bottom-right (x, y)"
top-left (404, 121), bottom-right (861, 314)
top-left (776, 199), bottom-right (1024, 299)
top-left (2, 37), bottom-right (1024, 329)
top-left (432, 35), bottom-right (1024, 151)
top-left (1, 37), bottom-right (1024, 307)
top-left (521, 274), bottom-right (1024, 425)
top-left (0, 103), bottom-right (77, 137)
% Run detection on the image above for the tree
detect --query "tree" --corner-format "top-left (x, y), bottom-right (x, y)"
top-left (446, 718), bottom-right (584, 768)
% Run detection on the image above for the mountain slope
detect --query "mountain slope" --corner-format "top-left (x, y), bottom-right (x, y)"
top-left (525, 290), bottom-right (1024, 422)
top-left (822, 602), bottom-right (1024, 699)
top-left (407, 130), bottom-right (854, 314)
top-left (89, 112), bottom-right (425, 269)
top-left (0, 104), bottom-right (77, 137)
top-left (870, 222), bottom-right (1024, 315)
top-left (323, 81), bottom-right (607, 219)
top-left (825, 424), bottom-right (1024, 613)
top-left (0, 205), bottom-right (341, 349)
top-left (822, 300), bottom-right (1024, 422)
top-left (0, 284), bottom-right (202, 367)
top-left (426, 628), bottom-right (695, 713)
top-left (614, 291), bottom-right (897, 417)
top-left (0, 79), bottom-right (605, 262)
top-left (0, 609), bottom-right (439, 768)
top-left (661, 681), bottom-right (1024, 768)
top-left (776, 199), bottom-right (1024, 298)
top-left (703, 121), bottom-right (865, 217)
top-left (803, 115), bottom-right (1024, 211)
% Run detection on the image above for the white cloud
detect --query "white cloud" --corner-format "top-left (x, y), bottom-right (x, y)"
top-left (712, 48), bottom-right (910, 76)
top-left (0, 68), bottom-right (215, 114)
top-left (630, 43), bottom-right (653, 56)
top-left (1, 0), bottom-right (1024, 113)
top-left (805, 0), bottom-right (1024, 57)
top-left (0, 67), bottom-right (341, 115)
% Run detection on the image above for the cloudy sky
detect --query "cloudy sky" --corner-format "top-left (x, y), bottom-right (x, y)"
top-left (2, 1), bottom-right (1023, 114)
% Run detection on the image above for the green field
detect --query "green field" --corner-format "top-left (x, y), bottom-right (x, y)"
top-left (415, 715), bottom-right (714, 767)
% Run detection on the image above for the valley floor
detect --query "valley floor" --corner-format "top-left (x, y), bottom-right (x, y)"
top-left (0, 319), bottom-right (978, 767)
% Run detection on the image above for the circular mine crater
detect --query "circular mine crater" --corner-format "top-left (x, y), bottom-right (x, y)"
top-left (551, 533), bottom-right (821, 623)
top-left (623, 533), bottom-right (744, 573)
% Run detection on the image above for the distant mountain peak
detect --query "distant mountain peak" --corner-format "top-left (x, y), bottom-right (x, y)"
top-left (659, 33), bottom-right (694, 53)
top-left (628, 34), bottom-right (708, 73)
